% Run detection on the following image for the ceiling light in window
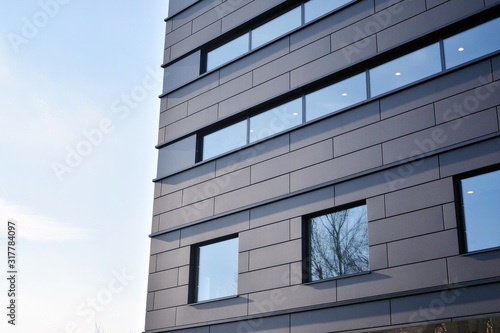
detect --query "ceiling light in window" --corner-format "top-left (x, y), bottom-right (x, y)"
top-left (458, 47), bottom-right (464, 52)
top-left (341, 92), bottom-right (348, 96)
top-left (249, 129), bottom-right (254, 133)
top-left (292, 112), bottom-right (298, 116)
top-left (395, 72), bottom-right (401, 76)
top-left (467, 190), bottom-right (474, 194)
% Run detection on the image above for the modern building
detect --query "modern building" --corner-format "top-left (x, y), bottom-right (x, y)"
top-left (145, 1), bottom-right (500, 332)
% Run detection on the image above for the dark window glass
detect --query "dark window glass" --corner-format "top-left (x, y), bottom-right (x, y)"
top-left (163, 51), bottom-right (201, 94)
top-left (305, 73), bottom-right (366, 121)
top-left (157, 135), bottom-right (196, 178)
top-left (195, 237), bottom-right (238, 302)
top-left (203, 120), bottom-right (247, 160)
top-left (460, 169), bottom-right (500, 252)
top-left (444, 17), bottom-right (500, 69)
top-left (249, 98), bottom-right (302, 143)
top-left (307, 204), bottom-right (368, 281)
top-left (251, 7), bottom-right (302, 49)
top-left (369, 43), bottom-right (441, 97)
top-left (207, 33), bottom-right (250, 71)
top-left (304, 0), bottom-right (351, 23)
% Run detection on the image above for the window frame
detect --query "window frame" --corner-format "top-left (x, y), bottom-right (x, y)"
top-left (189, 235), bottom-right (239, 304)
top-left (302, 202), bottom-right (369, 283)
top-left (455, 165), bottom-right (500, 254)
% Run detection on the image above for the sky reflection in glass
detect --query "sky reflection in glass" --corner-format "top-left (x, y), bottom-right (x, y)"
top-left (197, 238), bottom-right (239, 302)
top-left (305, 0), bottom-right (352, 23)
top-left (370, 43), bottom-right (441, 97)
top-left (306, 73), bottom-right (366, 121)
top-left (444, 17), bottom-right (500, 69)
top-left (461, 169), bottom-right (500, 252)
top-left (207, 33), bottom-right (249, 71)
top-left (252, 7), bottom-right (301, 49)
top-left (203, 120), bottom-right (247, 160)
top-left (249, 98), bottom-right (302, 143)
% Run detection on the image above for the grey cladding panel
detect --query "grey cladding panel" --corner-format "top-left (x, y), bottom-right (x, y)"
top-left (220, 38), bottom-right (289, 84)
top-left (179, 210), bottom-right (249, 246)
top-left (176, 296), bottom-right (247, 326)
top-left (377, 0), bottom-right (483, 52)
top-left (290, 101), bottom-right (380, 151)
top-left (385, 178), bottom-right (454, 217)
top-left (240, 219), bottom-right (290, 251)
top-left (250, 186), bottom-right (335, 229)
top-left (369, 206), bottom-right (444, 245)
top-left (382, 108), bottom-right (499, 164)
top-left (435, 80), bottom-right (500, 125)
top-left (290, 300), bottom-right (390, 333)
top-left (334, 104), bottom-right (435, 157)
top-left (380, 60), bottom-right (492, 119)
top-left (290, 0), bottom-right (374, 51)
top-left (210, 315), bottom-right (289, 333)
top-left (439, 136), bottom-right (500, 178)
top-left (249, 281), bottom-right (337, 315)
top-left (336, 259), bottom-right (447, 301)
top-left (387, 229), bottom-right (459, 266)
top-left (447, 250), bottom-right (500, 283)
top-left (391, 283), bottom-right (500, 325)
top-left (335, 156), bottom-right (440, 206)
top-left (221, 0), bottom-right (287, 33)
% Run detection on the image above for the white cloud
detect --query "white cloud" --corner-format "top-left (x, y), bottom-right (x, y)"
top-left (0, 198), bottom-right (90, 241)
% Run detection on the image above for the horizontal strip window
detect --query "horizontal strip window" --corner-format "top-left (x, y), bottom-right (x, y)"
top-left (162, 0), bottom-right (353, 95)
top-left (156, 17), bottom-right (500, 179)
top-left (204, 0), bottom-right (353, 73)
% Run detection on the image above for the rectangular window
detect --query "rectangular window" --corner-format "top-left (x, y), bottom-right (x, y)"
top-left (369, 43), bottom-right (441, 97)
top-left (444, 17), bottom-right (500, 69)
top-left (305, 204), bottom-right (368, 282)
top-left (458, 168), bottom-right (500, 253)
top-left (251, 6), bottom-right (302, 49)
top-left (191, 237), bottom-right (239, 303)
top-left (305, 72), bottom-right (366, 122)
top-left (304, 0), bottom-right (352, 23)
top-left (206, 33), bottom-right (250, 71)
top-left (202, 120), bottom-right (247, 160)
top-left (249, 98), bottom-right (302, 143)
top-left (157, 135), bottom-right (197, 178)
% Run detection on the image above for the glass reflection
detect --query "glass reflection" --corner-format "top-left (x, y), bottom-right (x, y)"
top-left (207, 33), bottom-right (250, 71)
top-left (444, 17), bottom-right (500, 69)
top-left (369, 43), bottom-right (441, 97)
top-left (197, 238), bottom-right (238, 302)
top-left (252, 7), bottom-right (302, 49)
top-left (461, 169), bottom-right (500, 252)
top-left (203, 120), bottom-right (247, 160)
top-left (308, 205), bottom-right (368, 281)
top-left (305, 0), bottom-right (352, 23)
top-left (249, 98), bottom-right (302, 143)
top-left (306, 73), bottom-right (366, 121)
top-left (157, 135), bottom-right (196, 177)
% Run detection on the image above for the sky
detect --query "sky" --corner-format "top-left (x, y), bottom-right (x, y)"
top-left (0, 1), bottom-right (169, 332)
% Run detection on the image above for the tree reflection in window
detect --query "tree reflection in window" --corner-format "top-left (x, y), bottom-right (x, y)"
top-left (307, 205), bottom-right (368, 281)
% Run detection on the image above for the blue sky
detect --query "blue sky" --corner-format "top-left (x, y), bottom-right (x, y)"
top-left (0, 1), bottom-right (168, 332)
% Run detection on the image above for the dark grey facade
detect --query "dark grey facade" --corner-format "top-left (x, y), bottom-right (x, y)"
top-left (145, 1), bottom-right (500, 332)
